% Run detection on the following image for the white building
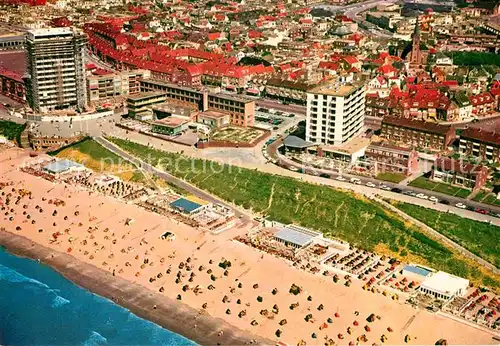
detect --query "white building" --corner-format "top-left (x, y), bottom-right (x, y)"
top-left (306, 79), bottom-right (366, 146)
top-left (419, 271), bottom-right (469, 300)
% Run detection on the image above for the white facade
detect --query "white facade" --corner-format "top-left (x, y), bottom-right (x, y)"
top-left (419, 271), bottom-right (469, 300)
top-left (306, 83), bottom-right (365, 146)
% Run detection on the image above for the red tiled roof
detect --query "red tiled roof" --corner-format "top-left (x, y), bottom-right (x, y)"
top-left (470, 92), bottom-right (494, 106)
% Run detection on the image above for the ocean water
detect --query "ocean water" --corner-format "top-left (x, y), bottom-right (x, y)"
top-left (0, 247), bottom-right (196, 346)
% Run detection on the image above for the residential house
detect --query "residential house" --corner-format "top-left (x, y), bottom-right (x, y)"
top-left (459, 127), bottom-right (500, 163)
top-left (380, 116), bottom-right (455, 151)
top-left (359, 142), bottom-right (419, 176)
top-left (470, 92), bottom-right (495, 117)
top-left (431, 157), bottom-right (488, 191)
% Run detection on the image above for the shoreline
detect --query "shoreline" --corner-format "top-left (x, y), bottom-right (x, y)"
top-left (0, 230), bottom-right (273, 346)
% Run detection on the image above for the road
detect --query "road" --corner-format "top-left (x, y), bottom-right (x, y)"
top-left (342, 0), bottom-right (397, 38)
top-left (266, 138), bottom-right (500, 224)
top-left (93, 136), bottom-right (251, 222)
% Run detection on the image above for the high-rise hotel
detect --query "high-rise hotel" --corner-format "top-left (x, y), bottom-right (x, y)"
top-left (25, 27), bottom-right (87, 113)
top-left (306, 78), bottom-right (366, 146)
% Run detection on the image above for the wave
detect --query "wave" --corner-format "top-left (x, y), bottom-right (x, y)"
top-left (83, 331), bottom-right (108, 346)
top-left (0, 263), bottom-right (50, 288)
top-left (51, 295), bottom-right (71, 308)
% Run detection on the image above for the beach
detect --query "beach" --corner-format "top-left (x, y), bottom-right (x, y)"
top-left (1, 147), bottom-right (498, 345)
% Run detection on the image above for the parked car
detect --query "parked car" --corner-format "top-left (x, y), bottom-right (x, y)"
top-left (380, 185), bottom-right (391, 191)
top-left (475, 208), bottom-right (489, 215)
top-left (416, 193), bottom-right (428, 200)
top-left (350, 178), bottom-right (361, 184)
top-left (366, 182), bottom-right (376, 188)
top-left (455, 203), bottom-right (467, 209)
top-left (319, 173), bottom-right (330, 178)
top-left (429, 196), bottom-right (438, 203)
top-left (336, 176), bottom-right (346, 181)
top-left (439, 200), bottom-right (450, 205)
top-left (391, 187), bottom-right (402, 193)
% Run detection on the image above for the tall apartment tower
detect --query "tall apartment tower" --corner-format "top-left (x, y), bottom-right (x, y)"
top-left (25, 27), bottom-right (87, 113)
top-left (306, 79), bottom-right (365, 146)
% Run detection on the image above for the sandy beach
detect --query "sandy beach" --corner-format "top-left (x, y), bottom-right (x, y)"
top-left (1, 147), bottom-right (498, 345)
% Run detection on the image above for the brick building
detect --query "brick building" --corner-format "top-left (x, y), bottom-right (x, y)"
top-left (361, 143), bottom-right (419, 176)
top-left (431, 157), bottom-right (488, 191)
top-left (470, 92), bottom-right (496, 117)
top-left (365, 93), bottom-right (390, 118)
top-left (459, 127), bottom-right (500, 163)
top-left (380, 116), bottom-right (455, 151)
top-left (0, 69), bottom-right (25, 103)
top-left (139, 79), bottom-right (255, 127)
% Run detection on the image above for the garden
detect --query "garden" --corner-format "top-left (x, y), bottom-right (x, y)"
top-left (105, 137), bottom-right (500, 289)
top-left (210, 126), bottom-right (264, 144)
top-left (409, 176), bottom-right (471, 198)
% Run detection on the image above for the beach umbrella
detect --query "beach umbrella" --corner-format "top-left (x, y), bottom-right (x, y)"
top-left (335, 312), bottom-right (340, 318)
top-left (319, 323), bottom-right (328, 330)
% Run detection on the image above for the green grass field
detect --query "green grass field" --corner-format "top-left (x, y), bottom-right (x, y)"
top-left (106, 137), bottom-right (500, 289)
top-left (472, 191), bottom-right (500, 207)
top-left (394, 202), bottom-right (500, 268)
top-left (54, 139), bottom-right (145, 182)
top-left (409, 176), bottom-right (471, 198)
top-left (0, 120), bottom-right (26, 145)
top-left (376, 172), bottom-right (406, 183)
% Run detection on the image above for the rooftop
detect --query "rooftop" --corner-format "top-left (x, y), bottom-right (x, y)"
top-left (209, 92), bottom-right (254, 104)
top-left (320, 137), bottom-right (370, 155)
top-left (199, 110), bottom-right (230, 119)
top-left (42, 159), bottom-right (83, 174)
top-left (154, 116), bottom-right (188, 127)
top-left (170, 197), bottom-right (203, 214)
top-left (274, 225), bottom-right (321, 247)
top-left (382, 116), bottom-right (452, 135)
top-left (461, 127), bottom-right (500, 146)
top-left (127, 92), bottom-right (166, 101)
top-left (420, 271), bottom-right (470, 296)
top-left (152, 103), bottom-right (196, 117)
top-left (283, 135), bottom-right (315, 149)
top-left (308, 79), bottom-right (362, 97)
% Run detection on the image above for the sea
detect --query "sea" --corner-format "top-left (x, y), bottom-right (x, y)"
top-left (0, 246), bottom-right (196, 346)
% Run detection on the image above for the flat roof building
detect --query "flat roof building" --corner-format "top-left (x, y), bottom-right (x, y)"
top-left (170, 197), bottom-right (206, 214)
top-left (419, 271), bottom-right (469, 300)
top-left (306, 78), bottom-right (366, 146)
top-left (42, 159), bottom-right (84, 175)
top-left (273, 225), bottom-right (322, 249)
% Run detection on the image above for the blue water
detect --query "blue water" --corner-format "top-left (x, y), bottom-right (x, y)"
top-left (0, 247), bottom-right (196, 345)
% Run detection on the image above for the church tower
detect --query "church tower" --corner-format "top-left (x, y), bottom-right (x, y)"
top-left (410, 18), bottom-right (422, 65)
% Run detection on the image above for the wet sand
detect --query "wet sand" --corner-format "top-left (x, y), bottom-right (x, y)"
top-left (1, 147), bottom-right (499, 346)
top-left (0, 230), bottom-right (271, 346)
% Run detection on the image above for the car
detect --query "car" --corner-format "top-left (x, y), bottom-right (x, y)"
top-left (366, 182), bottom-right (376, 188)
top-left (439, 200), bottom-right (450, 205)
top-left (429, 196), bottom-right (439, 203)
top-left (466, 205), bottom-right (475, 211)
top-left (336, 176), bottom-right (346, 181)
top-left (380, 185), bottom-right (391, 191)
top-left (319, 173), bottom-right (330, 178)
top-left (416, 193), bottom-right (428, 200)
top-left (391, 187), bottom-right (402, 193)
top-left (403, 190), bottom-right (413, 195)
top-left (350, 177), bottom-right (361, 184)
top-left (455, 203), bottom-right (467, 209)
top-left (475, 208), bottom-right (489, 215)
